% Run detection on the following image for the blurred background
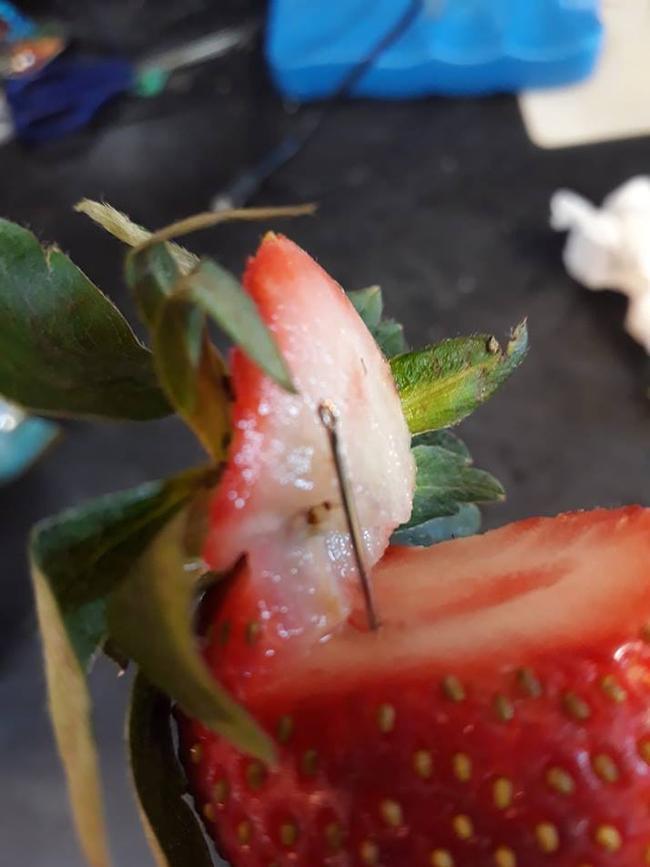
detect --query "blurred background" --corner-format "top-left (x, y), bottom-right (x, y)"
top-left (1, 1), bottom-right (649, 865)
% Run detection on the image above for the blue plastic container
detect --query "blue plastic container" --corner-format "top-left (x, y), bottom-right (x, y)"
top-left (267, 0), bottom-right (603, 101)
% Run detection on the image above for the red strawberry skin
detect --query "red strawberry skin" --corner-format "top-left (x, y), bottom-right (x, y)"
top-left (181, 508), bottom-right (650, 866)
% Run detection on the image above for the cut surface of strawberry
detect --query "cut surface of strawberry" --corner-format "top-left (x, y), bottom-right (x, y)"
top-left (183, 507), bottom-right (650, 866)
top-left (203, 233), bottom-right (415, 636)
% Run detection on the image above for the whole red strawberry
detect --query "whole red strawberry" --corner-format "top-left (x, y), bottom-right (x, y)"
top-left (179, 236), bottom-right (650, 866)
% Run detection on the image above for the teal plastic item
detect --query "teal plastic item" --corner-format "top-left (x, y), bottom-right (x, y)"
top-left (267, 0), bottom-right (603, 100)
top-left (0, 1), bottom-right (35, 42)
top-left (0, 403), bottom-right (58, 484)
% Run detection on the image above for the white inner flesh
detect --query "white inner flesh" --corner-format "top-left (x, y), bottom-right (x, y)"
top-left (207, 237), bottom-right (415, 635)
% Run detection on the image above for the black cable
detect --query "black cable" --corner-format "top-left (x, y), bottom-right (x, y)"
top-left (212, 0), bottom-right (424, 209)
top-left (332, 0), bottom-right (423, 97)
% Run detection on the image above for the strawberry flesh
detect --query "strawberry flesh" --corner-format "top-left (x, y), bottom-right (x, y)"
top-left (203, 233), bottom-right (414, 638)
top-left (182, 507), bottom-right (650, 866)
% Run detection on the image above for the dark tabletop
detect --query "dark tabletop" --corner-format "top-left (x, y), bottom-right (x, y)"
top-left (2, 3), bottom-right (649, 865)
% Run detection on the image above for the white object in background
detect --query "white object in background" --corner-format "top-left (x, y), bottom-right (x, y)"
top-left (551, 177), bottom-right (650, 351)
top-left (0, 90), bottom-right (14, 146)
top-left (520, 0), bottom-right (650, 148)
top-left (0, 399), bottom-right (24, 432)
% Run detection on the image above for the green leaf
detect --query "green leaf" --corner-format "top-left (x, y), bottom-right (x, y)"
top-left (374, 318), bottom-right (408, 357)
top-left (126, 244), bottom-right (295, 406)
top-left (392, 503), bottom-right (481, 546)
top-left (396, 431), bottom-right (503, 547)
top-left (153, 295), bottom-right (232, 460)
top-left (348, 285), bottom-right (383, 331)
top-left (391, 321), bottom-right (528, 434)
top-left (183, 258), bottom-right (296, 393)
top-left (126, 243), bottom-right (235, 459)
top-left (107, 508), bottom-right (275, 763)
top-left (0, 219), bottom-right (170, 420)
top-left (128, 673), bottom-right (214, 867)
top-left (413, 429), bottom-right (471, 462)
top-left (348, 285), bottom-right (407, 358)
top-left (30, 470), bottom-right (212, 867)
top-left (125, 242), bottom-right (181, 329)
top-left (405, 444), bottom-right (504, 529)
top-left (32, 469), bottom-right (210, 667)
top-left (153, 298), bottom-right (204, 411)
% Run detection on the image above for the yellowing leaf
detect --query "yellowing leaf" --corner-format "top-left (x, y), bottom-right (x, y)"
top-left (108, 508), bottom-right (274, 762)
top-left (391, 321), bottom-right (528, 434)
top-left (75, 199), bottom-right (198, 275)
top-left (31, 562), bottom-right (112, 867)
top-left (30, 470), bottom-right (214, 867)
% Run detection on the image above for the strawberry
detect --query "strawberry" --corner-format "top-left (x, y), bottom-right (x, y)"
top-left (177, 236), bottom-right (650, 865)
top-left (204, 233), bottom-right (415, 638)
top-left (182, 507), bottom-right (650, 866)
top-left (5, 207), bottom-right (539, 867)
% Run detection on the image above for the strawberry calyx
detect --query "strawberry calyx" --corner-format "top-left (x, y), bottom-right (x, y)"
top-left (0, 203), bottom-right (528, 867)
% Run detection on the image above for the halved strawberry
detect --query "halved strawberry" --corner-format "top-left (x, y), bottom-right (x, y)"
top-left (182, 508), bottom-right (650, 866)
top-left (204, 233), bottom-right (415, 637)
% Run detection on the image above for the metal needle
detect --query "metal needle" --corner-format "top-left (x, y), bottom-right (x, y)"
top-left (318, 400), bottom-right (381, 631)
